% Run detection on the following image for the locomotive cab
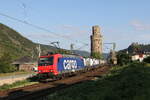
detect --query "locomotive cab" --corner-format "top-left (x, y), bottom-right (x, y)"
top-left (38, 54), bottom-right (62, 76)
top-left (38, 57), bottom-right (54, 73)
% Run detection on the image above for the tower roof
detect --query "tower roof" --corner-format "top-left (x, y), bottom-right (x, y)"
top-left (92, 25), bottom-right (101, 35)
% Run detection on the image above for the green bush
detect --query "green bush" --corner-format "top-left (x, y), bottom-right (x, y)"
top-left (0, 53), bottom-right (16, 73)
top-left (0, 80), bottom-right (30, 91)
top-left (91, 52), bottom-right (103, 59)
top-left (143, 56), bottom-right (150, 63)
top-left (117, 52), bottom-right (132, 65)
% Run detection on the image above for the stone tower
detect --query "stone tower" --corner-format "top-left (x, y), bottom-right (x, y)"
top-left (91, 25), bottom-right (103, 56)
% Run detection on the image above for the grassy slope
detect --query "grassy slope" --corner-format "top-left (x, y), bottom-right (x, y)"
top-left (0, 23), bottom-right (90, 59)
top-left (0, 23), bottom-right (56, 59)
top-left (0, 23), bottom-right (36, 58)
top-left (41, 63), bottom-right (150, 100)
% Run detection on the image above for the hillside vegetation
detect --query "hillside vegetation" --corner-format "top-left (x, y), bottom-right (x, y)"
top-left (40, 62), bottom-right (150, 100)
top-left (120, 42), bottom-right (150, 54)
top-left (0, 23), bottom-right (56, 59)
top-left (0, 23), bottom-right (91, 59)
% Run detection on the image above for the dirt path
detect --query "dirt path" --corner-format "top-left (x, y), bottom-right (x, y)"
top-left (0, 73), bottom-right (35, 86)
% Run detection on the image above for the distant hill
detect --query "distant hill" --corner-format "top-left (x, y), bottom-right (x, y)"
top-left (0, 23), bottom-right (56, 59)
top-left (0, 23), bottom-right (94, 60)
top-left (119, 42), bottom-right (150, 54)
top-left (73, 50), bottom-right (90, 57)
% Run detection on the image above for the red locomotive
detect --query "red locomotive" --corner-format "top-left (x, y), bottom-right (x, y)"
top-left (37, 53), bottom-right (84, 77)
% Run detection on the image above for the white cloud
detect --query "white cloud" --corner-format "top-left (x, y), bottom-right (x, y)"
top-left (131, 20), bottom-right (150, 31)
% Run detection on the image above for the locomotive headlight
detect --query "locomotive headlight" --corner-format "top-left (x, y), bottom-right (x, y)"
top-left (38, 70), bottom-right (42, 72)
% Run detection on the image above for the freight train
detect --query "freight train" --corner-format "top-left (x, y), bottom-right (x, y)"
top-left (37, 53), bottom-right (105, 79)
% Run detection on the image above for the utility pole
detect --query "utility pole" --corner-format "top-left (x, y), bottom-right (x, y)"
top-left (50, 41), bottom-right (60, 53)
top-left (50, 41), bottom-right (60, 49)
top-left (70, 43), bottom-right (74, 51)
top-left (70, 43), bottom-right (74, 54)
top-left (31, 50), bottom-right (34, 59)
top-left (104, 42), bottom-right (117, 64)
top-left (36, 44), bottom-right (41, 57)
top-left (104, 43), bottom-right (116, 51)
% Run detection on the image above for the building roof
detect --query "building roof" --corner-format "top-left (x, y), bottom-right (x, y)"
top-left (12, 56), bottom-right (36, 64)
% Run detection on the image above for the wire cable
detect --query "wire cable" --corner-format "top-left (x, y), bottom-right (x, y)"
top-left (0, 12), bottom-right (87, 45)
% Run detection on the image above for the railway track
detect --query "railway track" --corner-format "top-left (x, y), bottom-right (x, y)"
top-left (0, 65), bottom-right (110, 100)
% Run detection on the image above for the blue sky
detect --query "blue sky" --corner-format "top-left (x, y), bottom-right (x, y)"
top-left (0, 0), bottom-right (150, 52)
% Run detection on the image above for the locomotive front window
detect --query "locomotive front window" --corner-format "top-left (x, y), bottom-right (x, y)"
top-left (38, 57), bottom-right (54, 66)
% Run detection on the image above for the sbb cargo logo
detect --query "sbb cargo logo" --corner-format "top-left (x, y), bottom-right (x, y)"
top-left (63, 60), bottom-right (77, 70)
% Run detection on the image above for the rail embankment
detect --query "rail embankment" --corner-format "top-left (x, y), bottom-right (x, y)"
top-left (39, 62), bottom-right (150, 100)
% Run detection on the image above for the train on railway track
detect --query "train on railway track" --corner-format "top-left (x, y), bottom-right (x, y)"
top-left (36, 53), bottom-right (105, 79)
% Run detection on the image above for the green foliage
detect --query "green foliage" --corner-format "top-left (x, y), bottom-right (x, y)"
top-left (0, 23), bottom-right (57, 60)
top-left (0, 53), bottom-right (16, 73)
top-left (0, 79), bottom-right (30, 91)
top-left (0, 75), bottom-right (39, 91)
top-left (120, 43), bottom-right (150, 54)
top-left (91, 52), bottom-right (102, 59)
top-left (0, 23), bottom-right (35, 59)
top-left (117, 52), bottom-right (132, 65)
top-left (143, 56), bottom-right (150, 63)
top-left (39, 62), bottom-right (150, 100)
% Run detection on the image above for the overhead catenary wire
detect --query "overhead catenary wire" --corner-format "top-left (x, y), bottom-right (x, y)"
top-left (0, 13), bottom-right (67, 39)
top-left (2, 0), bottom-right (90, 47)
top-left (0, 12), bottom-right (87, 45)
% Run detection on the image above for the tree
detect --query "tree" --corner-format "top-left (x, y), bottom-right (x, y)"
top-left (0, 52), bottom-right (16, 73)
top-left (117, 52), bottom-right (132, 66)
top-left (91, 52), bottom-right (103, 59)
top-left (143, 56), bottom-right (150, 63)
